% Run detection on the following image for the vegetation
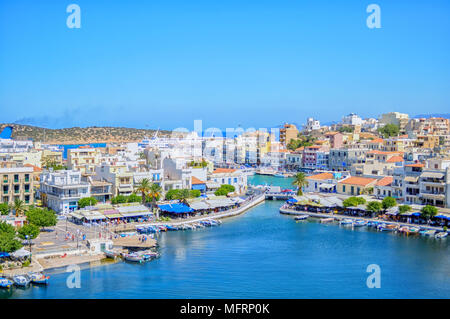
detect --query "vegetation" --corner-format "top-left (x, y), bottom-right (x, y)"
top-left (78, 197), bottom-right (98, 208)
top-left (17, 224), bottom-right (40, 240)
top-left (147, 183), bottom-right (162, 208)
top-left (174, 189), bottom-right (191, 204)
top-left (338, 126), bottom-right (353, 133)
top-left (381, 197), bottom-right (397, 210)
top-left (0, 123), bottom-right (171, 144)
top-left (398, 205), bottom-right (412, 215)
top-left (190, 189), bottom-right (201, 198)
top-left (0, 203), bottom-right (9, 216)
top-left (126, 193), bottom-right (141, 203)
top-left (343, 196), bottom-right (367, 208)
top-left (26, 207), bottom-right (57, 229)
top-left (0, 222), bottom-right (22, 253)
top-left (188, 159), bottom-right (208, 168)
top-left (42, 157), bottom-right (67, 171)
top-left (366, 201), bottom-right (383, 213)
top-left (135, 178), bottom-right (152, 204)
top-left (111, 195), bottom-right (128, 204)
top-left (420, 205), bottom-right (438, 222)
top-left (12, 199), bottom-right (26, 217)
top-left (214, 184), bottom-right (236, 196)
top-left (378, 124), bottom-right (400, 138)
top-left (292, 173), bottom-right (307, 196)
top-left (287, 134), bottom-right (316, 151)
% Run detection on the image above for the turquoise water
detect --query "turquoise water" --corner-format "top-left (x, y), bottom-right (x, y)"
top-left (3, 176), bottom-right (450, 299)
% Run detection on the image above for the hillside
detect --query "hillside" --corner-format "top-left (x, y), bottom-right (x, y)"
top-left (0, 124), bottom-right (172, 144)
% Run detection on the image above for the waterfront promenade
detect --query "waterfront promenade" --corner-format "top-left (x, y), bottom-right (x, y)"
top-left (279, 206), bottom-right (447, 232)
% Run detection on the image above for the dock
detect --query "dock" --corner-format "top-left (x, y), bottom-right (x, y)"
top-left (113, 236), bottom-right (157, 248)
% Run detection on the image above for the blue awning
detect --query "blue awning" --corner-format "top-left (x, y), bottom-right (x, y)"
top-left (286, 198), bottom-right (298, 204)
top-left (411, 212), bottom-right (421, 217)
top-left (436, 215), bottom-right (449, 220)
top-left (0, 252), bottom-right (10, 258)
top-left (158, 203), bottom-right (194, 214)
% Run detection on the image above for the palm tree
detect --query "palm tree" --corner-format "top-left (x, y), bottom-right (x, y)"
top-left (13, 198), bottom-right (26, 217)
top-left (175, 189), bottom-right (191, 205)
top-left (292, 172), bottom-right (307, 196)
top-left (135, 178), bottom-right (151, 204)
top-left (148, 183), bottom-right (162, 219)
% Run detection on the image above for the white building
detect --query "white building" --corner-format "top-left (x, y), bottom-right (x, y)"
top-left (40, 170), bottom-right (90, 213)
top-left (304, 118), bottom-right (321, 131)
top-left (342, 113), bottom-right (363, 126)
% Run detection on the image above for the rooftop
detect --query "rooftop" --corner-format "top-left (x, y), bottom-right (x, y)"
top-left (338, 176), bottom-right (376, 186)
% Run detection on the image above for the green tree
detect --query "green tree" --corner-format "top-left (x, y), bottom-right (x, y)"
top-left (0, 232), bottom-right (22, 253)
top-left (135, 178), bottom-right (151, 204)
top-left (17, 224), bottom-right (40, 240)
top-left (165, 189), bottom-right (180, 201)
top-left (366, 201), bottom-right (383, 213)
top-left (0, 203), bottom-right (10, 216)
top-left (0, 221), bottom-right (16, 236)
top-left (338, 126), bottom-right (353, 133)
top-left (398, 205), bottom-right (412, 215)
top-left (127, 193), bottom-right (141, 203)
top-left (148, 183), bottom-right (162, 207)
top-left (343, 197), bottom-right (366, 208)
top-left (292, 173), bottom-right (307, 196)
top-left (78, 196), bottom-right (98, 208)
top-left (420, 205), bottom-right (438, 222)
top-left (175, 189), bottom-right (191, 205)
top-left (381, 196), bottom-right (397, 210)
top-left (26, 207), bottom-right (57, 230)
top-left (214, 184), bottom-right (235, 196)
top-left (13, 198), bottom-right (26, 217)
top-left (190, 189), bottom-right (201, 198)
top-left (111, 195), bottom-right (128, 204)
top-left (378, 124), bottom-right (400, 138)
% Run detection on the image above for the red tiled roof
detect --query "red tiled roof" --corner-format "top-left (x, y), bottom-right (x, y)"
top-left (212, 168), bottom-right (237, 174)
top-left (405, 163), bottom-right (425, 168)
top-left (306, 172), bottom-right (334, 180)
top-left (191, 176), bottom-right (205, 185)
top-left (386, 156), bottom-right (404, 163)
top-left (376, 176), bottom-right (393, 186)
top-left (339, 176), bottom-right (376, 186)
top-left (24, 164), bottom-right (42, 172)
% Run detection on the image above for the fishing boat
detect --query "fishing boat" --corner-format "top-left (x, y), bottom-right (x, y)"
top-left (353, 220), bottom-right (368, 227)
top-left (104, 249), bottom-right (120, 259)
top-left (340, 218), bottom-right (354, 225)
top-left (165, 225), bottom-right (178, 231)
top-left (408, 227), bottom-right (420, 234)
top-left (295, 215), bottom-right (309, 221)
top-left (122, 253), bottom-right (144, 263)
top-left (419, 229), bottom-right (436, 236)
top-left (435, 232), bottom-right (448, 239)
top-left (398, 226), bottom-right (410, 234)
top-left (29, 272), bottom-right (50, 285)
top-left (13, 275), bottom-right (31, 287)
top-left (378, 224), bottom-right (398, 232)
top-left (320, 217), bottom-right (335, 223)
top-left (138, 250), bottom-right (160, 261)
top-left (195, 223), bottom-right (205, 228)
top-left (158, 226), bottom-right (167, 232)
top-left (0, 278), bottom-right (13, 289)
top-left (274, 173), bottom-right (285, 178)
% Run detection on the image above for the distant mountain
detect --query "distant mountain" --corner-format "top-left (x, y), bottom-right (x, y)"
top-left (0, 124), bottom-right (171, 144)
top-left (413, 113), bottom-right (450, 119)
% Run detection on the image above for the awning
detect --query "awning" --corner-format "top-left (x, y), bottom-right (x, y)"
top-left (286, 198), bottom-right (298, 204)
top-left (404, 176), bottom-right (419, 183)
top-left (158, 203), bottom-right (194, 214)
top-left (105, 214), bottom-right (123, 219)
top-left (121, 212), bottom-right (151, 218)
top-left (319, 183), bottom-right (335, 189)
top-left (421, 172), bottom-right (445, 179)
top-left (11, 247), bottom-right (31, 258)
top-left (69, 212), bottom-right (84, 220)
top-left (189, 202), bottom-right (210, 210)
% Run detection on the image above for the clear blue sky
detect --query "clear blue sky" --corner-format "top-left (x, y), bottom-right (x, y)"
top-left (0, 0), bottom-right (449, 130)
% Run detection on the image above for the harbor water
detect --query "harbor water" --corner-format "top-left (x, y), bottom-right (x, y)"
top-left (3, 175), bottom-right (450, 299)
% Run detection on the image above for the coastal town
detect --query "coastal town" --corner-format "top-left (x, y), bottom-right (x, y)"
top-left (0, 111), bottom-right (450, 290)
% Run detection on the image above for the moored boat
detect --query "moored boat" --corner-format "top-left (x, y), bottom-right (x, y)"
top-left (419, 229), bottom-right (436, 236)
top-left (295, 215), bottom-right (309, 221)
top-left (435, 232), bottom-right (448, 239)
top-left (408, 227), bottom-right (420, 234)
top-left (13, 275), bottom-right (31, 287)
top-left (340, 218), bottom-right (353, 225)
top-left (29, 272), bottom-right (50, 285)
top-left (104, 249), bottom-right (120, 259)
top-left (0, 278), bottom-right (13, 289)
top-left (378, 223), bottom-right (398, 232)
top-left (122, 253), bottom-right (144, 263)
top-left (320, 217), bottom-right (335, 223)
top-left (353, 220), bottom-right (368, 227)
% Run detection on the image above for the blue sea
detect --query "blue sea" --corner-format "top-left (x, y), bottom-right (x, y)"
top-left (3, 175), bottom-right (450, 299)
top-left (58, 143), bottom-right (107, 159)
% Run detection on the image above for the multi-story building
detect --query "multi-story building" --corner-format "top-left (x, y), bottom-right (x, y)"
top-left (379, 112), bottom-right (409, 133)
top-left (209, 168), bottom-right (248, 194)
top-left (40, 170), bottom-right (90, 213)
top-left (280, 124), bottom-right (299, 146)
top-left (95, 164), bottom-right (134, 197)
top-left (67, 147), bottom-right (101, 175)
top-left (342, 113), bottom-right (363, 126)
top-left (328, 148), bottom-right (368, 172)
top-left (304, 118), bottom-right (321, 132)
top-left (0, 166), bottom-right (34, 205)
top-left (337, 176), bottom-right (377, 196)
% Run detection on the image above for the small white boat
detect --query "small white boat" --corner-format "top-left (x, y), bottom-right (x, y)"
top-left (353, 220), bottom-right (368, 227)
top-left (13, 275), bottom-right (31, 287)
top-left (295, 215), bottom-right (309, 221)
top-left (29, 272), bottom-right (50, 285)
top-left (320, 217), bottom-right (335, 223)
top-left (340, 218), bottom-right (354, 225)
top-left (0, 278), bottom-right (13, 289)
top-left (122, 253), bottom-right (144, 263)
top-left (420, 229), bottom-right (436, 237)
top-left (435, 232), bottom-right (448, 239)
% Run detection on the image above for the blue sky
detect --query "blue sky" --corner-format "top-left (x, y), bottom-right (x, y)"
top-left (0, 0), bottom-right (449, 130)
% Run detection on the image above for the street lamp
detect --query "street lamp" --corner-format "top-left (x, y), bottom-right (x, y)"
top-left (25, 235), bottom-right (32, 262)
